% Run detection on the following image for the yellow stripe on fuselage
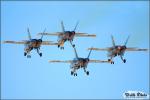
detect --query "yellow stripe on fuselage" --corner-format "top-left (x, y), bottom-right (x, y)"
top-left (58, 40), bottom-right (65, 46)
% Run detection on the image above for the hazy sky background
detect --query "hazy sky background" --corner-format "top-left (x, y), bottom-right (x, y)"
top-left (1, 1), bottom-right (149, 99)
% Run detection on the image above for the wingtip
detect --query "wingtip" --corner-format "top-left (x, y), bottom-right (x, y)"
top-left (3, 41), bottom-right (7, 43)
top-left (87, 48), bottom-right (92, 50)
top-left (90, 34), bottom-right (96, 37)
top-left (142, 49), bottom-right (148, 51)
top-left (49, 60), bottom-right (59, 63)
top-left (87, 47), bottom-right (94, 50)
top-left (3, 41), bottom-right (12, 43)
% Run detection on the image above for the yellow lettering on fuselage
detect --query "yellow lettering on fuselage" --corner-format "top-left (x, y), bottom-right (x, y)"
top-left (58, 40), bottom-right (65, 47)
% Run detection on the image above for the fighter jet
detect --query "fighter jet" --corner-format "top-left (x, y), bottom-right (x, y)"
top-left (88, 35), bottom-right (148, 64)
top-left (38, 21), bottom-right (96, 49)
top-left (49, 42), bottom-right (109, 76)
top-left (3, 28), bottom-right (58, 58)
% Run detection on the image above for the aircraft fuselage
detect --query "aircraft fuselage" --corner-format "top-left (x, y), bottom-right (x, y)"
top-left (108, 45), bottom-right (126, 57)
top-left (57, 31), bottom-right (76, 49)
top-left (71, 57), bottom-right (89, 69)
top-left (58, 31), bottom-right (75, 42)
top-left (24, 39), bottom-right (42, 53)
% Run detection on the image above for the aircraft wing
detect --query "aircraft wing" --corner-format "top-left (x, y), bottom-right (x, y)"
top-left (49, 60), bottom-right (72, 63)
top-left (3, 40), bottom-right (58, 46)
top-left (3, 40), bottom-right (27, 44)
top-left (88, 47), bottom-right (112, 51)
top-left (38, 32), bottom-right (63, 36)
top-left (41, 41), bottom-right (58, 45)
top-left (89, 60), bottom-right (110, 63)
top-left (126, 47), bottom-right (148, 51)
top-left (75, 32), bottom-right (96, 37)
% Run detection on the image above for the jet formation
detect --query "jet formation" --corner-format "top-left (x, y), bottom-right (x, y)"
top-left (3, 21), bottom-right (148, 76)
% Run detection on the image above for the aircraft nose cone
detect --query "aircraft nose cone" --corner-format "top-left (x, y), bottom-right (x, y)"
top-left (118, 46), bottom-right (121, 50)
